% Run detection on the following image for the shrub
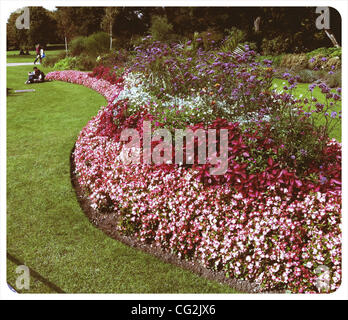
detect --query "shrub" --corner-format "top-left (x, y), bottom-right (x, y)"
top-left (280, 54), bottom-right (308, 70)
top-left (75, 54), bottom-right (97, 71)
top-left (296, 69), bottom-right (318, 83)
top-left (69, 32), bottom-right (110, 58)
top-left (220, 27), bottom-right (246, 53)
top-left (84, 32), bottom-right (109, 57)
top-left (324, 70), bottom-right (342, 88)
top-left (306, 47), bottom-right (341, 59)
top-left (149, 15), bottom-right (174, 42)
top-left (42, 51), bottom-right (67, 67)
top-left (69, 36), bottom-right (86, 56)
top-left (261, 36), bottom-right (291, 55)
top-left (53, 57), bottom-right (78, 70)
top-left (308, 50), bottom-right (341, 71)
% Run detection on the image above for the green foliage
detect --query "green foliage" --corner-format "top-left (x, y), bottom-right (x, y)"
top-left (261, 36), bottom-right (291, 55)
top-left (324, 71), bottom-right (342, 88)
top-left (220, 27), bottom-right (246, 52)
top-left (306, 47), bottom-right (341, 59)
top-left (42, 51), bottom-right (67, 67)
top-left (85, 32), bottom-right (110, 57)
top-left (149, 15), bottom-right (174, 42)
top-left (53, 57), bottom-right (78, 70)
top-left (52, 55), bottom-right (97, 71)
top-left (69, 32), bottom-right (110, 58)
top-left (279, 54), bottom-right (308, 70)
top-left (69, 36), bottom-right (86, 56)
top-left (75, 54), bottom-right (97, 71)
top-left (7, 7), bottom-right (58, 49)
top-left (296, 69), bottom-right (317, 83)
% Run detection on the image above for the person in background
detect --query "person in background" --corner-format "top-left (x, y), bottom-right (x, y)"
top-left (25, 67), bottom-right (45, 84)
top-left (34, 44), bottom-right (42, 64)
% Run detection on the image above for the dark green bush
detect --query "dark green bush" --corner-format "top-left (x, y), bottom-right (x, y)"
top-left (42, 51), bottom-right (67, 67)
top-left (220, 27), bottom-right (246, 52)
top-left (297, 69), bottom-right (318, 83)
top-left (149, 15), bottom-right (173, 42)
top-left (324, 70), bottom-right (342, 88)
top-left (306, 47), bottom-right (342, 59)
top-left (69, 36), bottom-right (86, 56)
top-left (75, 54), bottom-right (97, 71)
top-left (261, 36), bottom-right (291, 55)
top-left (84, 32), bottom-right (109, 57)
top-left (53, 57), bottom-right (78, 70)
top-left (69, 32), bottom-right (110, 58)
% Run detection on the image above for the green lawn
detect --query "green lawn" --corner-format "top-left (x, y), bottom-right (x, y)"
top-left (7, 50), bottom-right (64, 63)
top-left (6, 63), bottom-right (238, 293)
top-left (272, 78), bottom-right (341, 141)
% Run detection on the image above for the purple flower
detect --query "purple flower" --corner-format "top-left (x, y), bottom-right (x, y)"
top-left (331, 111), bottom-right (337, 118)
top-left (309, 57), bottom-right (315, 63)
top-left (321, 57), bottom-right (328, 62)
top-left (309, 84), bottom-right (316, 92)
top-left (320, 176), bottom-right (328, 185)
top-left (263, 59), bottom-right (273, 65)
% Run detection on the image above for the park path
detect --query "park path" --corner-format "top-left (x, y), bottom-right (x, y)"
top-left (7, 62), bottom-right (40, 67)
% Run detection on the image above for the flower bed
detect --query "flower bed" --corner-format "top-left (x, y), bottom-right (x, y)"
top-left (46, 44), bottom-right (341, 293)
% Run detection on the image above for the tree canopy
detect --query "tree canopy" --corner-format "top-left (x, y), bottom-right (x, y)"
top-left (7, 6), bottom-right (341, 52)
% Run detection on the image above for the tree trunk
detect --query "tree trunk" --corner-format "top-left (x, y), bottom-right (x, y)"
top-left (110, 21), bottom-right (112, 51)
top-left (65, 36), bottom-right (68, 55)
top-left (254, 17), bottom-right (261, 33)
top-left (325, 30), bottom-right (340, 48)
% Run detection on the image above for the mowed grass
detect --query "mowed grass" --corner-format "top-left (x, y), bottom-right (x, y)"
top-left (272, 78), bottom-right (341, 141)
top-left (6, 63), bottom-right (238, 293)
top-left (7, 49), bottom-right (64, 63)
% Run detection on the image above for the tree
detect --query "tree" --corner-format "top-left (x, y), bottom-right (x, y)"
top-left (7, 7), bottom-right (56, 50)
top-left (55, 7), bottom-right (105, 52)
top-left (27, 7), bottom-right (57, 48)
top-left (7, 9), bottom-right (30, 49)
top-left (55, 7), bottom-right (77, 53)
top-left (101, 7), bottom-right (119, 50)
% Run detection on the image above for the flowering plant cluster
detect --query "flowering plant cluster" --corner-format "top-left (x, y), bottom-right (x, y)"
top-left (116, 42), bottom-right (341, 177)
top-left (88, 65), bottom-right (124, 86)
top-left (47, 40), bottom-right (341, 293)
top-left (129, 41), bottom-right (275, 123)
top-left (72, 96), bottom-right (341, 293)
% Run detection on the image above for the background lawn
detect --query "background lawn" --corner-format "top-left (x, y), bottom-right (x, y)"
top-left (6, 60), bottom-right (238, 293)
top-left (6, 49), bottom-right (64, 64)
top-left (272, 78), bottom-right (341, 141)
